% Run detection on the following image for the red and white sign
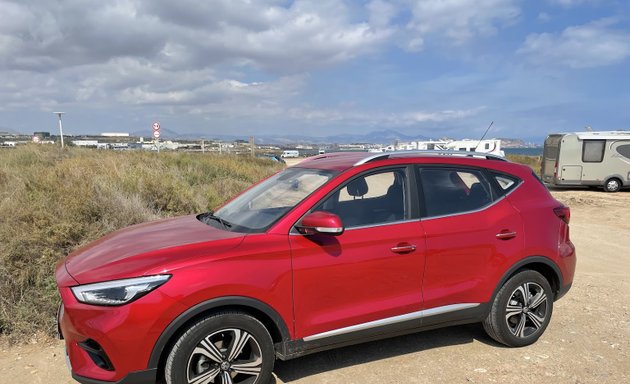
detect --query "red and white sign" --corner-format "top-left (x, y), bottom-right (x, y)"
top-left (152, 122), bottom-right (160, 131)
top-left (153, 130), bottom-right (161, 138)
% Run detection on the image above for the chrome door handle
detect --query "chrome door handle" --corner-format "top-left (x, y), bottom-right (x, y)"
top-left (391, 244), bottom-right (417, 254)
top-left (496, 231), bottom-right (517, 240)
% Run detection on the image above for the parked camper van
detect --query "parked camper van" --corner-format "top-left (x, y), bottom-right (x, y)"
top-left (542, 131), bottom-right (630, 192)
top-left (281, 150), bottom-right (300, 158)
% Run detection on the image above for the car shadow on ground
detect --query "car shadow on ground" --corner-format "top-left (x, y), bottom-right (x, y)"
top-left (273, 323), bottom-right (502, 382)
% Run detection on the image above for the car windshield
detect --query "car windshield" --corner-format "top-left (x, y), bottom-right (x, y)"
top-left (210, 167), bottom-right (337, 233)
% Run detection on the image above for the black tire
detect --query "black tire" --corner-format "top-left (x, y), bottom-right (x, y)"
top-left (604, 178), bottom-right (622, 193)
top-left (483, 270), bottom-right (553, 347)
top-left (165, 311), bottom-right (275, 384)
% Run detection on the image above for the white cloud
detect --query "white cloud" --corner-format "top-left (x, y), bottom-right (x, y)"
top-left (367, 0), bottom-right (399, 28)
top-left (404, 0), bottom-right (521, 47)
top-left (0, 0), bottom-right (400, 131)
top-left (518, 19), bottom-right (630, 68)
top-left (0, 0), bottom-right (393, 73)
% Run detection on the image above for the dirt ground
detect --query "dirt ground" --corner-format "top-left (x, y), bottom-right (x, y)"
top-left (1, 187), bottom-right (629, 384)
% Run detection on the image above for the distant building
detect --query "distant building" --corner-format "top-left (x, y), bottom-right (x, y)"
top-left (101, 132), bottom-right (130, 137)
top-left (72, 140), bottom-right (99, 147)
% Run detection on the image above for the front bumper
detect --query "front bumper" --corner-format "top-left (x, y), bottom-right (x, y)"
top-left (56, 258), bottom-right (186, 384)
top-left (58, 285), bottom-right (183, 383)
top-left (57, 299), bottom-right (160, 384)
top-left (72, 369), bottom-right (157, 384)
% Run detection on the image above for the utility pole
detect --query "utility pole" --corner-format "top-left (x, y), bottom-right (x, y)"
top-left (249, 136), bottom-right (255, 157)
top-left (53, 112), bottom-right (65, 148)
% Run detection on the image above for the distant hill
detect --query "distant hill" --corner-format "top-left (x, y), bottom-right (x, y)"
top-left (0, 126), bottom-right (21, 135)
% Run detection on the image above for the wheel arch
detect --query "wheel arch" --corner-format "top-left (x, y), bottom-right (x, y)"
top-left (148, 296), bottom-right (291, 371)
top-left (493, 256), bottom-right (563, 303)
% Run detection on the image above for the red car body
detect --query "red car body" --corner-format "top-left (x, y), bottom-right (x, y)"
top-left (56, 152), bottom-right (575, 384)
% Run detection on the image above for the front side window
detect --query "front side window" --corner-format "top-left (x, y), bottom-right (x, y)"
top-left (313, 169), bottom-right (407, 228)
top-left (213, 167), bottom-right (336, 232)
top-left (582, 140), bottom-right (606, 163)
top-left (419, 168), bottom-right (494, 218)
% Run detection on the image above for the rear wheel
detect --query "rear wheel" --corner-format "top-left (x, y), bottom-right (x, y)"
top-left (604, 178), bottom-right (622, 192)
top-left (165, 312), bottom-right (275, 384)
top-left (483, 270), bottom-right (553, 347)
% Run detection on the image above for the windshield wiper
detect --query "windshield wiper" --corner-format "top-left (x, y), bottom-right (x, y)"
top-left (198, 212), bottom-right (233, 230)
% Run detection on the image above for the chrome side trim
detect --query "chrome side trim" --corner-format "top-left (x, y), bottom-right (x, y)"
top-left (302, 303), bottom-right (480, 342)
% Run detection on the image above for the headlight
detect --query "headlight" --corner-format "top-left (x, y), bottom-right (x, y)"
top-left (71, 275), bottom-right (171, 306)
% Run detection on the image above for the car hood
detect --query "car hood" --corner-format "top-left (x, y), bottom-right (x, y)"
top-left (64, 215), bottom-right (245, 285)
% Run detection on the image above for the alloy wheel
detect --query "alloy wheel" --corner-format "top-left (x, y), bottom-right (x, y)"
top-left (186, 328), bottom-right (263, 384)
top-left (505, 282), bottom-right (548, 338)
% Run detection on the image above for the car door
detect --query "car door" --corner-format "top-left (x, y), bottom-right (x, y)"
top-left (290, 167), bottom-right (426, 340)
top-left (416, 166), bottom-right (524, 317)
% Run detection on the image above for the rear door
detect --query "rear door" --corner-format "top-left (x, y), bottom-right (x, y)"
top-left (416, 166), bottom-right (524, 315)
top-left (290, 167), bottom-right (426, 339)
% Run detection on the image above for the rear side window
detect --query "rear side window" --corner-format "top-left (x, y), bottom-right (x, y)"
top-left (582, 140), bottom-right (606, 163)
top-left (419, 168), bottom-right (494, 218)
top-left (616, 144), bottom-right (630, 159)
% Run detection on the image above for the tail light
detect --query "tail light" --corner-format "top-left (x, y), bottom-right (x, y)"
top-left (554, 206), bottom-right (571, 224)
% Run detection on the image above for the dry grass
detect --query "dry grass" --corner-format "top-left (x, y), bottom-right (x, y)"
top-left (506, 154), bottom-right (542, 174)
top-left (0, 145), bottom-right (281, 341)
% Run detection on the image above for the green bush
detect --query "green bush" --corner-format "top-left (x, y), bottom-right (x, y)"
top-left (0, 145), bottom-right (281, 340)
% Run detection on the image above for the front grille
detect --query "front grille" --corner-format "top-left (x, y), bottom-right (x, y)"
top-left (78, 339), bottom-right (115, 371)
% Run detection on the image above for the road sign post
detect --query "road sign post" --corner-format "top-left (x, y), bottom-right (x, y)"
top-left (152, 122), bottom-right (161, 153)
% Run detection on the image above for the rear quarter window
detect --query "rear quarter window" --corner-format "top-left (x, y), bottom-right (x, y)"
top-left (616, 144), bottom-right (630, 159)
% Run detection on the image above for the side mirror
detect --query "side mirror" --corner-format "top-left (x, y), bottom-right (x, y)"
top-left (296, 211), bottom-right (344, 236)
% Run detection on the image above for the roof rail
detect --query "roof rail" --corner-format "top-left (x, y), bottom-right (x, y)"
top-left (354, 150), bottom-right (507, 166)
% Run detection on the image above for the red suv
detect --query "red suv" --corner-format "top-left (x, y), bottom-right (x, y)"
top-left (56, 151), bottom-right (576, 384)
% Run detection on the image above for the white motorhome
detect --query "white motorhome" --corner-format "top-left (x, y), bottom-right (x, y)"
top-left (411, 139), bottom-right (505, 157)
top-left (542, 131), bottom-right (630, 192)
top-left (281, 150), bottom-right (300, 158)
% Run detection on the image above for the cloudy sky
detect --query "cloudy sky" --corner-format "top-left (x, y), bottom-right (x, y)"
top-left (1, 0), bottom-right (629, 141)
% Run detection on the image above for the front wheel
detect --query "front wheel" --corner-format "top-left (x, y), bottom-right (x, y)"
top-left (165, 312), bottom-right (275, 384)
top-left (483, 270), bottom-right (553, 347)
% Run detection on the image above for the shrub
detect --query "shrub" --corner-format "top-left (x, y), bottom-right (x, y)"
top-left (0, 145), bottom-right (281, 341)
top-left (506, 154), bottom-right (542, 175)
